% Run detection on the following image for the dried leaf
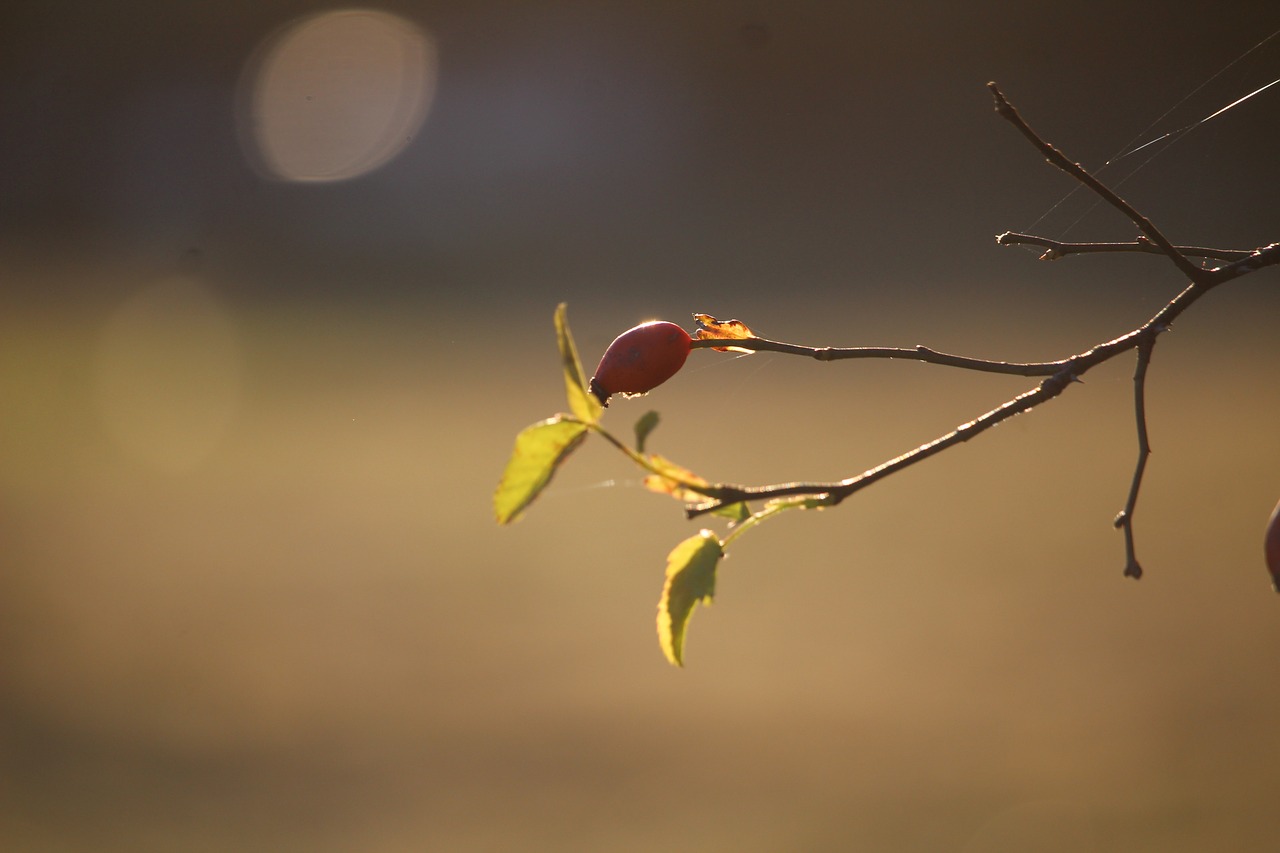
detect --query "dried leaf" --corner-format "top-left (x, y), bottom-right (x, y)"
top-left (693, 314), bottom-right (757, 353)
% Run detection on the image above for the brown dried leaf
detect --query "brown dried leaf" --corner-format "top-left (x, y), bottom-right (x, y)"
top-left (693, 314), bottom-right (757, 353)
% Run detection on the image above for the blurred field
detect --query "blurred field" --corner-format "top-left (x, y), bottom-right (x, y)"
top-left (3, 260), bottom-right (1279, 853)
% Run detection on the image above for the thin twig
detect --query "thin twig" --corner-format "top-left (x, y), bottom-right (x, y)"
top-left (689, 336), bottom-right (1062, 376)
top-left (686, 368), bottom-right (1079, 514)
top-left (996, 231), bottom-right (1252, 263)
top-left (685, 278), bottom-right (1207, 516)
top-left (669, 85), bottom-right (1276, 584)
top-left (1114, 339), bottom-right (1156, 579)
top-left (1205, 241), bottom-right (1280, 284)
top-left (987, 83), bottom-right (1210, 285)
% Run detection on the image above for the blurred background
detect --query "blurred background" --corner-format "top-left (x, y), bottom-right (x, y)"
top-left (3, 2), bottom-right (1280, 850)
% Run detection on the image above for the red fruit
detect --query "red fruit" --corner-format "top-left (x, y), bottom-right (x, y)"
top-left (589, 320), bottom-right (692, 406)
top-left (1266, 500), bottom-right (1280, 593)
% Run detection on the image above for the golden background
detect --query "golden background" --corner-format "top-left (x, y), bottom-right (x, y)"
top-left (3, 2), bottom-right (1279, 850)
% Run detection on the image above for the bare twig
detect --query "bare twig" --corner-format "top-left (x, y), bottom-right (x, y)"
top-left (685, 367), bottom-right (1079, 513)
top-left (689, 336), bottom-right (1062, 376)
top-left (996, 231), bottom-right (1252, 263)
top-left (673, 85), bottom-right (1277, 578)
top-left (684, 277), bottom-right (1206, 519)
top-left (987, 83), bottom-right (1210, 285)
top-left (1205, 241), bottom-right (1280, 284)
top-left (1114, 339), bottom-right (1156, 579)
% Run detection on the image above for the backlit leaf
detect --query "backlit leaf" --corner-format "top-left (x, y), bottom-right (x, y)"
top-left (657, 530), bottom-right (723, 666)
top-left (494, 416), bottom-right (588, 524)
top-left (711, 501), bottom-right (750, 523)
top-left (644, 454), bottom-right (710, 503)
top-left (555, 303), bottom-right (602, 424)
top-left (693, 313), bottom-right (757, 353)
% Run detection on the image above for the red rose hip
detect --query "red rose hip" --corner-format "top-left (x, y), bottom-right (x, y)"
top-left (1266, 499), bottom-right (1280, 593)
top-left (589, 320), bottom-right (692, 406)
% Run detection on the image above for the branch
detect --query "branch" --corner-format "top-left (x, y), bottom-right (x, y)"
top-left (679, 71), bottom-right (1279, 525)
top-left (996, 232), bottom-right (1253, 263)
top-left (686, 367), bottom-right (1079, 515)
top-left (685, 276), bottom-right (1212, 518)
top-left (689, 336), bottom-right (1062, 376)
top-left (1114, 339), bottom-right (1156, 579)
top-left (675, 87), bottom-right (1276, 578)
top-left (1205, 241), bottom-right (1280, 284)
top-left (987, 83), bottom-right (1210, 285)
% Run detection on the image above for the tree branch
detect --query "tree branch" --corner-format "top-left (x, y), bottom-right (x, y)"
top-left (1205, 241), bottom-right (1280, 284)
top-left (987, 83), bottom-right (1210, 285)
top-left (1114, 338), bottom-right (1155, 579)
top-left (650, 85), bottom-right (1278, 583)
top-left (686, 367), bottom-right (1079, 515)
top-left (689, 336), bottom-right (1063, 376)
top-left (996, 231), bottom-right (1253, 263)
top-left (685, 276), bottom-right (1211, 519)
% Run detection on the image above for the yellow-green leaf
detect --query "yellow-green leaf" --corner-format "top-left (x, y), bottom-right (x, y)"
top-left (657, 530), bottom-right (723, 667)
top-left (554, 303), bottom-right (603, 424)
top-left (494, 416), bottom-right (588, 524)
top-left (643, 453), bottom-right (710, 503)
top-left (711, 501), bottom-right (750, 523)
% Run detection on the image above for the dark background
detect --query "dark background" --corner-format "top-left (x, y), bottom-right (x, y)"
top-left (3, 2), bottom-right (1280, 851)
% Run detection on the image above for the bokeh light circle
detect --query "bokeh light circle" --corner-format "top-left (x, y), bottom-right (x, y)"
top-left (237, 9), bottom-right (437, 182)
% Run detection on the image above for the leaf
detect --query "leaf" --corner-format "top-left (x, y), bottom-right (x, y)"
top-left (555, 303), bottom-right (603, 424)
top-left (657, 530), bottom-right (723, 666)
top-left (693, 313), bottom-right (758, 353)
top-left (643, 454), bottom-right (711, 503)
top-left (634, 410), bottom-right (660, 453)
top-left (710, 501), bottom-right (750, 523)
top-left (494, 415), bottom-right (588, 524)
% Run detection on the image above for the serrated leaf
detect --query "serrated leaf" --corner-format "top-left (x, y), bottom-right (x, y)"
top-left (657, 530), bottom-right (723, 667)
top-left (634, 410), bottom-right (660, 453)
top-left (643, 454), bottom-right (710, 503)
top-left (555, 303), bottom-right (603, 424)
top-left (494, 416), bottom-right (588, 524)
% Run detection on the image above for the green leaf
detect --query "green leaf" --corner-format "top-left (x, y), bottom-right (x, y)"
top-left (634, 410), bottom-right (660, 453)
top-left (711, 501), bottom-right (750, 523)
top-left (555, 303), bottom-right (603, 424)
top-left (657, 530), bottom-right (723, 667)
top-left (494, 416), bottom-right (588, 524)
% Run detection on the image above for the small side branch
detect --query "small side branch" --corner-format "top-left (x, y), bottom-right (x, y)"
top-left (1114, 339), bottom-right (1156, 579)
top-left (1205, 241), bottom-right (1280, 284)
top-left (988, 83), bottom-right (1209, 285)
top-left (687, 368), bottom-right (1079, 516)
top-left (672, 87), bottom-right (1276, 575)
top-left (996, 232), bottom-right (1253, 263)
top-left (689, 336), bottom-right (1062, 376)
